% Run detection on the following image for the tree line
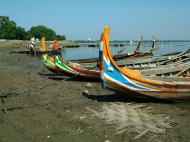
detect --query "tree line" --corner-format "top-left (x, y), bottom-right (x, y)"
top-left (0, 16), bottom-right (66, 41)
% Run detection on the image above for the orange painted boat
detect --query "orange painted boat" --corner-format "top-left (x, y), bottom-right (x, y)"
top-left (99, 26), bottom-right (190, 100)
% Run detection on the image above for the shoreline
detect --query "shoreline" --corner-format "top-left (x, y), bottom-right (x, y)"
top-left (1, 40), bottom-right (190, 49)
top-left (0, 46), bottom-right (190, 142)
top-left (0, 40), bottom-right (78, 49)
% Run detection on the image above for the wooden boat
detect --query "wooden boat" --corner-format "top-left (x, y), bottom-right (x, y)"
top-left (41, 38), bottom-right (96, 79)
top-left (42, 35), bottom-right (189, 80)
top-left (54, 55), bottom-right (100, 81)
top-left (62, 45), bottom-right (80, 48)
top-left (43, 54), bottom-right (85, 75)
top-left (99, 26), bottom-right (190, 100)
top-left (10, 48), bottom-right (61, 55)
top-left (88, 44), bottom-right (99, 47)
top-left (11, 37), bottom-right (62, 55)
top-left (70, 37), bottom-right (154, 63)
top-left (43, 53), bottom-right (190, 79)
top-left (41, 37), bottom-right (63, 73)
top-left (119, 48), bottom-right (190, 69)
top-left (176, 66), bottom-right (190, 77)
top-left (126, 52), bottom-right (190, 77)
top-left (42, 54), bottom-right (59, 73)
top-left (42, 55), bottom-right (95, 80)
top-left (80, 52), bottom-right (152, 63)
top-left (139, 62), bottom-right (190, 77)
top-left (69, 54), bottom-right (132, 63)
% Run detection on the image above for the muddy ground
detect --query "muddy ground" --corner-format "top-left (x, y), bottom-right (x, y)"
top-left (0, 47), bottom-right (190, 142)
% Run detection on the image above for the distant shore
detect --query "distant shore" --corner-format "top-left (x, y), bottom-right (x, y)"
top-left (0, 40), bottom-right (190, 49)
top-left (0, 40), bottom-right (78, 49)
top-left (0, 40), bottom-right (127, 49)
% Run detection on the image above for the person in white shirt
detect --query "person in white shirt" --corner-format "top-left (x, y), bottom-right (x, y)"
top-left (28, 37), bottom-right (35, 52)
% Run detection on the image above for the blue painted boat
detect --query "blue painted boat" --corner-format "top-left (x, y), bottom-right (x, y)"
top-left (99, 26), bottom-right (190, 99)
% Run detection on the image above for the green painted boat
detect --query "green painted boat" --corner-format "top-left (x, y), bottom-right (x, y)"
top-left (54, 56), bottom-right (100, 81)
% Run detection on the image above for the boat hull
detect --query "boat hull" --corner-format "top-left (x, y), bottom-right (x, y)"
top-left (54, 56), bottom-right (100, 81)
top-left (104, 79), bottom-right (190, 100)
top-left (99, 26), bottom-right (190, 100)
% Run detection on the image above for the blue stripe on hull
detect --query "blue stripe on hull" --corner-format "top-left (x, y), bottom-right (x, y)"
top-left (103, 57), bottom-right (151, 91)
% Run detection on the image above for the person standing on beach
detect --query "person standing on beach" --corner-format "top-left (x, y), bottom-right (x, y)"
top-left (52, 39), bottom-right (58, 51)
top-left (28, 37), bottom-right (35, 52)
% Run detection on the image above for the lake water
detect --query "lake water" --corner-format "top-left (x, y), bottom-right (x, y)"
top-left (61, 41), bottom-right (190, 60)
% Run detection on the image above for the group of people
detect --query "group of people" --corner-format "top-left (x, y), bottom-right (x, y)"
top-left (27, 37), bottom-right (58, 52)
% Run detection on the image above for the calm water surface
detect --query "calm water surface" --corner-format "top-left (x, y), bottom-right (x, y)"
top-left (61, 41), bottom-right (190, 60)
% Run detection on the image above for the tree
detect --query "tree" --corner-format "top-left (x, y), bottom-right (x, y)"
top-left (15, 26), bottom-right (27, 40)
top-left (29, 25), bottom-right (56, 41)
top-left (0, 16), bottom-right (17, 39)
top-left (0, 16), bottom-right (67, 41)
top-left (56, 34), bottom-right (66, 40)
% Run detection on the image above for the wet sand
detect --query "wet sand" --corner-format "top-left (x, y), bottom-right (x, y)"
top-left (0, 47), bottom-right (190, 142)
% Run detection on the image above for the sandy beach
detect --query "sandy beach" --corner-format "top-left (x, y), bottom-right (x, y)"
top-left (0, 46), bottom-right (190, 142)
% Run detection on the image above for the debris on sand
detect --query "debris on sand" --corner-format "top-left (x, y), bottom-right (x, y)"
top-left (82, 90), bottom-right (89, 95)
top-left (86, 83), bottom-right (92, 88)
top-left (87, 103), bottom-right (175, 141)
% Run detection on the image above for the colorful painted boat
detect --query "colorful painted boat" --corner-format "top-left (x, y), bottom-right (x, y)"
top-left (99, 26), bottom-right (190, 99)
top-left (43, 53), bottom-right (190, 80)
top-left (42, 54), bottom-right (59, 73)
top-left (54, 56), bottom-right (100, 81)
top-left (43, 54), bottom-right (190, 81)
top-left (11, 37), bottom-right (61, 56)
top-left (41, 37), bottom-right (59, 73)
top-left (10, 49), bottom-right (61, 55)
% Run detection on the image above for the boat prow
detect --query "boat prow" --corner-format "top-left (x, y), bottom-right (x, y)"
top-left (99, 26), bottom-right (190, 100)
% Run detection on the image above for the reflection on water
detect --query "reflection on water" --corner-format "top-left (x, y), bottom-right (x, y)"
top-left (61, 41), bottom-right (190, 60)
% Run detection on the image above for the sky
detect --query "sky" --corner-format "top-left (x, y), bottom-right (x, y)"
top-left (0, 0), bottom-right (190, 40)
